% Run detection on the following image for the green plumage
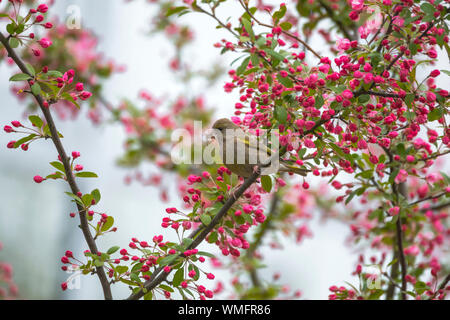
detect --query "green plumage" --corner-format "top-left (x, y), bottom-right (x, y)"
top-left (211, 118), bottom-right (308, 178)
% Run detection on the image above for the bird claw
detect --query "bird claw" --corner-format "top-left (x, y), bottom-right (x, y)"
top-left (229, 183), bottom-right (243, 201)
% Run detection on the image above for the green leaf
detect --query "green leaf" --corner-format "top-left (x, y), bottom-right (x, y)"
top-left (50, 161), bottom-right (66, 173)
top-left (275, 105), bottom-right (287, 124)
top-left (45, 172), bottom-right (63, 180)
top-left (120, 278), bottom-right (139, 286)
top-left (45, 70), bottom-right (63, 78)
top-left (172, 268), bottom-right (185, 287)
top-left (61, 92), bottom-right (81, 109)
top-left (9, 73), bottom-right (32, 82)
top-left (31, 83), bottom-right (41, 96)
top-left (26, 64), bottom-right (36, 76)
top-left (101, 216), bottom-right (114, 232)
top-left (358, 94), bottom-right (370, 104)
top-left (65, 192), bottom-right (83, 205)
top-left (404, 94), bottom-right (415, 107)
top-left (6, 23), bottom-right (16, 35)
top-left (197, 251), bottom-right (215, 258)
top-left (277, 73), bottom-right (293, 88)
top-left (236, 56), bottom-right (250, 75)
top-left (421, 3), bottom-right (435, 15)
top-left (82, 194), bottom-right (93, 207)
top-left (130, 273), bottom-right (141, 283)
top-left (28, 115), bottom-right (43, 129)
top-left (107, 246), bottom-right (120, 255)
top-left (428, 107), bottom-right (442, 121)
top-left (159, 255), bottom-right (178, 267)
top-left (143, 291), bottom-right (153, 300)
top-left (91, 189), bottom-right (101, 204)
top-left (93, 259), bottom-right (104, 267)
top-left (280, 21), bottom-right (292, 31)
top-left (208, 231), bottom-right (219, 244)
top-left (159, 284), bottom-right (174, 293)
top-left (182, 238), bottom-right (193, 248)
top-left (166, 6), bottom-right (189, 17)
top-left (396, 143), bottom-right (407, 158)
top-left (357, 170), bottom-right (374, 179)
top-left (115, 266), bottom-right (128, 275)
top-left (200, 214), bottom-right (212, 226)
top-left (273, 5), bottom-right (286, 22)
top-left (261, 175), bottom-right (273, 193)
top-left (345, 191), bottom-right (357, 205)
top-left (368, 289), bottom-right (384, 300)
top-left (75, 172), bottom-right (98, 178)
top-left (241, 17), bottom-right (254, 41)
top-left (9, 37), bottom-right (19, 48)
top-left (265, 49), bottom-right (285, 63)
top-left (13, 134), bottom-right (36, 148)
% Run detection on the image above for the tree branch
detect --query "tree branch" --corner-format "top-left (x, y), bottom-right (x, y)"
top-left (0, 32), bottom-right (113, 300)
top-left (394, 182), bottom-right (408, 300)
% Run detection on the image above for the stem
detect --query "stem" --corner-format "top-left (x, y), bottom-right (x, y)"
top-left (386, 248), bottom-right (399, 300)
top-left (395, 182), bottom-right (408, 300)
top-left (430, 273), bottom-right (450, 299)
top-left (238, 0), bottom-right (322, 60)
top-left (0, 32), bottom-right (113, 300)
top-left (385, 146), bottom-right (407, 300)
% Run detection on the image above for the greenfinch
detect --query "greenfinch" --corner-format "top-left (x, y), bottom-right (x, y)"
top-left (211, 118), bottom-right (308, 177)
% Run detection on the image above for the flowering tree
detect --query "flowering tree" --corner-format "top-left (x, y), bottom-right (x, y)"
top-left (1, 0), bottom-right (449, 300)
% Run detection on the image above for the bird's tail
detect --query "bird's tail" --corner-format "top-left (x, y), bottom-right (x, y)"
top-left (279, 163), bottom-right (309, 176)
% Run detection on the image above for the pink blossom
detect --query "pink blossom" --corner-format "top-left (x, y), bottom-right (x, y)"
top-left (351, 0), bottom-right (364, 11)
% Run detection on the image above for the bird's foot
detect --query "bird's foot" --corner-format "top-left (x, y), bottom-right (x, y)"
top-left (229, 184), bottom-right (243, 201)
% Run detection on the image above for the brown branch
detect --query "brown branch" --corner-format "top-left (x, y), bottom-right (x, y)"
top-left (408, 192), bottom-right (447, 208)
top-left (425, 202), bottom-right (450, 212)
top-left (386, 249), bottom-right (399, 299)
top-left (385, 146), bottom-right (407, 300)
top-left (0, 32), bottom-right (113, 300)
top-left (394, 182), bottom-right (408, 299)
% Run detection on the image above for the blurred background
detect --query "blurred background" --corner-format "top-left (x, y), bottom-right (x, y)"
top-left (0, 0), bottom-right (447, 300)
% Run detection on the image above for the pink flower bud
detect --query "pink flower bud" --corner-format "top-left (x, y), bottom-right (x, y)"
top-left (39, 38), bottom-right (52, 48)
top-left (34, 175), bottom-right (45, 183)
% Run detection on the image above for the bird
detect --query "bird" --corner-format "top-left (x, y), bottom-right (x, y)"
top-left (211, 118), bottom-right (309, 178)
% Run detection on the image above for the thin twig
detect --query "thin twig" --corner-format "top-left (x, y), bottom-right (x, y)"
top-left (237, 0), bottom-right (322, 60)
